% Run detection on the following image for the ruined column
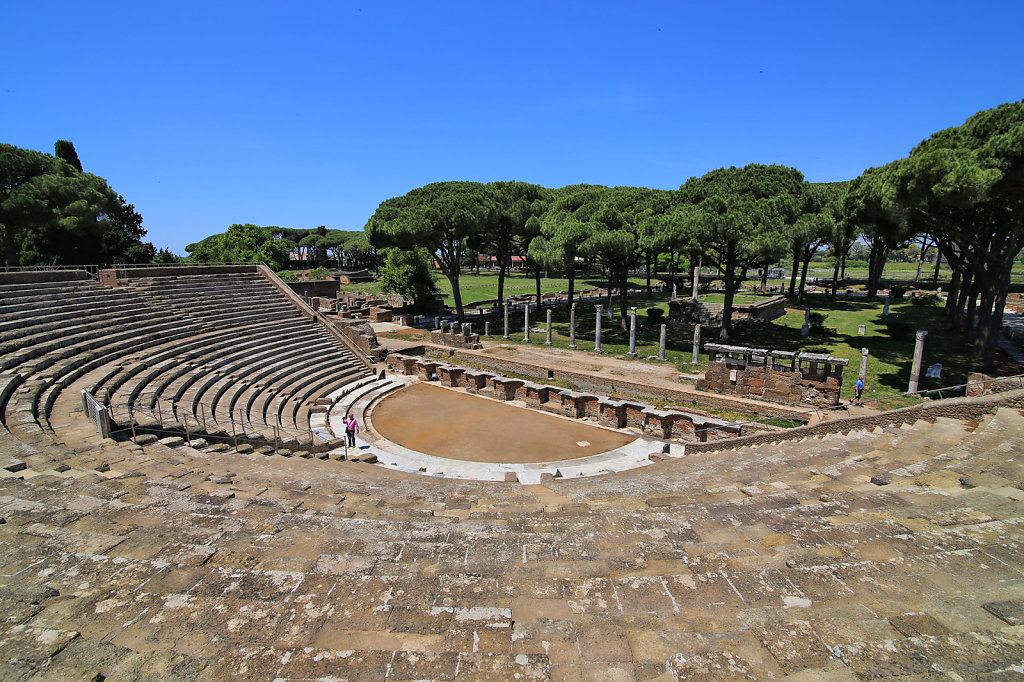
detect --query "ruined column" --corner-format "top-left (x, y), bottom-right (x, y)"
top-left (594, 304), bottom-right (603, 353)
top-left (801, 308), bottom-right (810, 337)
top-left (859, 348), bottom-right (869, 380)
top-left (484, 321), bottom-right (490, 337)
top-left (882, 295), bottom-right (890, 316)
top-left (545, 309), bottom-right (553, 346)
top-left (568, 303), bottom-right (577, 349)
top-left (523, 305), bottom-right (531, 342)
top-left (503, 302), bottom-right (510, 339)
top-left (627, 307), bottom-right (638, 357)
top-left (692, 324), bottom-right (701, 364)
top-left (908, 330), bottom-right (928, 393)
top-left (692, 265), bottom-right (700, 300)
top-left (671, 283), bottom-right (677, 301)
top-left (659, 324), bottom-right (667, 360)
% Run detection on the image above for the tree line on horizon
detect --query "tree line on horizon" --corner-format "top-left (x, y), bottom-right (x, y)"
top-left (366, 100), bottom-right (1024, 371)
top-left (3, 101), bottom-right (1020, 371)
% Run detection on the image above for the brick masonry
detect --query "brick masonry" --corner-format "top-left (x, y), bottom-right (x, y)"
top-left (697, 344), bottom-right (847, 408)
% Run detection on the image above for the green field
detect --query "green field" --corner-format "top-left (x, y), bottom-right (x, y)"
top-left (338, 270), bottom-right (649, 302)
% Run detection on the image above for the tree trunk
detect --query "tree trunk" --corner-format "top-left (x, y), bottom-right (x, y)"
top-left (933, 251), bottom-right (943, 283)
top-left (914, 239), bottom-right (929, 282)
top-left (645, 258), bottom-right (652, 295)
top-left (965, 280), bottom-right (980, 343)
top-left (955, 270), bottom-right (974, 330)
top-left (831, 254), bottom-right (841, 297)
top-left (944, 266), bottom-right (961, 319)
top-left (866, 242), bottom-right (886, 300)
top-left (720, 248), bottom-right (737, 341)
top-left (981, 267), bottom-right (1011, 371)
top-left (798, 251), bottom-right (813, 302)
top-left (760, 260), bottom-right (769, 291)
top-left (534, 271), bottom-right (541, 307)
top-left (497, 260), bottom-right (507, 308)
top-left (4, 230), bottom-right (19, 267)
top-left (567, 264), bottom-right (576, 304)
top-left (788, 251), bottom-right (800, 297)
top-left (447, 268), bottom-right (465, 320)
top-left (619, 268), bottom-right (629, 330)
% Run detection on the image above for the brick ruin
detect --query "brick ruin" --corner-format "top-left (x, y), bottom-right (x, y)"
top-left (430, 321), bottom-right (483, 350)
top-left (386, 353), bottom-right (742, 442)
top-left (697, 343), bottom-right (848, 407)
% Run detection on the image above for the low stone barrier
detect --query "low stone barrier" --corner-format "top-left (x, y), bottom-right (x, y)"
top-left (383, 352), bottom-right (728, 443)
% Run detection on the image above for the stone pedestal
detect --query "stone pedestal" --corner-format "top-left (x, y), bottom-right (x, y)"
top-left (859, 348), bottom-right (869, 381)
top-left (801, 308), bottom-right (810, 337)
top-left (858, 324), bottom-right (866, 335)
top-left (908, 331), bottom-right (928, 393)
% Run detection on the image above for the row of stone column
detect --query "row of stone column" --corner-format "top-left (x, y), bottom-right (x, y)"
top-left (493, 302), bottom-right (692, 361)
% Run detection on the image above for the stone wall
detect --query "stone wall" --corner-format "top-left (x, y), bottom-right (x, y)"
top-left (385, 353), bottom-right (743, 443)
top-left (1, 270), bottom-right (92, 284)
top-left (697, 344), bottom-right (847, 408)
top-left (966, 373), bottom-right (1024, 397)
top-left (287, 280), bottom-right (340, 299)
top-left (687, 388), bottom-right (1024, 454)
top-left (98, 264), bottom-right (256, 286)
top-left (405, 345), bottom-right (806, 419)
top-left (331, 319), bottom-right (386, 362)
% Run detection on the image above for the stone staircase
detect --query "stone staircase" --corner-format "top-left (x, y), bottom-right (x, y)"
top-left (2, 273), bottom-right (1024, 679)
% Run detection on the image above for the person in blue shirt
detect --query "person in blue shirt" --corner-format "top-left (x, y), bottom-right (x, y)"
top-left (855, 377), bottom-right (865, 405)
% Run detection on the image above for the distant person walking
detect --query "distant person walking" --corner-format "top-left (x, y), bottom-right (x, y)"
top-left (344, 414), bottom-right (359, 447)
top-left (855, 377), bottom-right (865, 405)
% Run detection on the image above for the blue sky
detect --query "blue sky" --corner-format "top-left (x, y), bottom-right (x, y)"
top-left (2, 1), bottom-right (1022, 254)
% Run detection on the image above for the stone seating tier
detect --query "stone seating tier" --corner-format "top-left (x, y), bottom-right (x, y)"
top-left (0, 401), bottom-right (1022, 678)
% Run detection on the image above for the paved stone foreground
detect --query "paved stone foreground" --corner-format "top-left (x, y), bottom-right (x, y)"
top-left (2, 405), bottom-right (1024, 680)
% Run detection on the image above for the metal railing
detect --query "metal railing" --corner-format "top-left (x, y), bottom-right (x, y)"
top-left (2, 264), bottom-right (99, 279)
top-left (106, 398), bottom-right (339, 455)
top-left (81, 389), bottom-right (111, 438)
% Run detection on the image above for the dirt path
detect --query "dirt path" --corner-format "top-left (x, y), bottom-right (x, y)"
top-left (369, 383), bottom-right (634, 463)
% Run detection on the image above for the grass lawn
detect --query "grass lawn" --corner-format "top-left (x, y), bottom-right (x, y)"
top-left (337, 270), bottom-right (650, 303)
